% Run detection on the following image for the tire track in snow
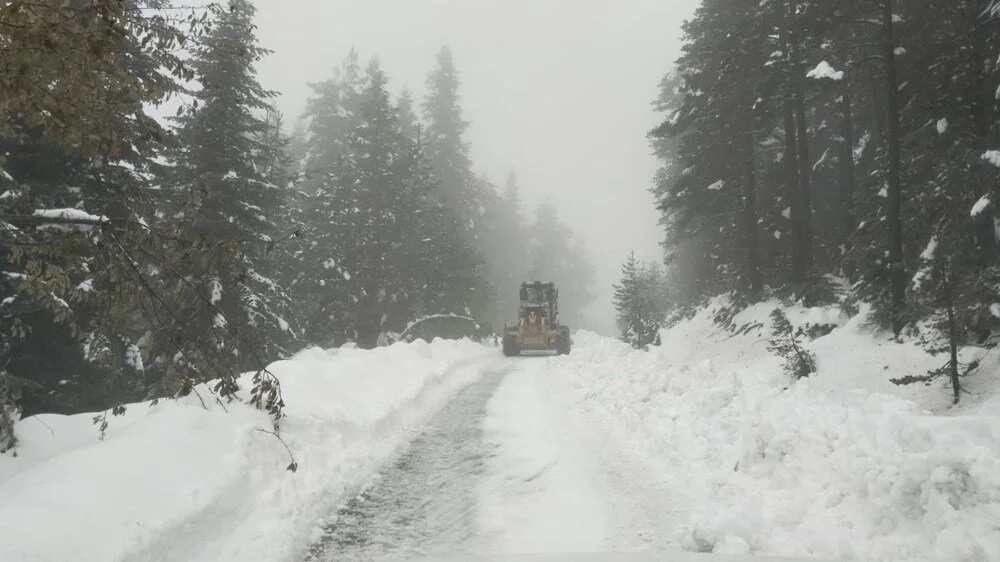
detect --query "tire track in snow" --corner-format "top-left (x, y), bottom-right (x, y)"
top-left (535, 358), bottom-right (693, 552)
top-left (474, 357), bottom-right (690, 555)
top-left (304, 368), bottom-right (506, 561)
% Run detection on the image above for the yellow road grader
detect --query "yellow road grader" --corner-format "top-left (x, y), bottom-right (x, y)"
top-left (502, 281), bottom-right (572, 357)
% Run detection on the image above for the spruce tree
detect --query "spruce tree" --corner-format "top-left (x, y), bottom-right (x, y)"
top-left (420, 46), bottom-right (494, 326)
top-left (160, 0), bottom-right (298, 370)
top-left (294, 56), bottom-right (491, 347)
top-left (0, 2), bottom-right (300, 445)
top-left (422, 46), bottom-right (477, 221)
top-left (527, 200), bottom-right (596, 328)
top-left (613, 253), bottom-right (665, 349)
top-left (650, 0), bottom-right (1000, 402)
top-left (397, 87), bottom-right (420, 142)
top-left (489, 171), bottom-right (531, 326)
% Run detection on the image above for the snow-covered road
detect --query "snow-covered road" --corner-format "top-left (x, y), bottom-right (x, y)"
top-left (6, 304), bottom-right (996, 562)
top-left (476, 358), bottom-right (690, 555)
top-left (306, 368), bottom-right (506, 560)
top-left (306, 356), bottom-right (691, 560)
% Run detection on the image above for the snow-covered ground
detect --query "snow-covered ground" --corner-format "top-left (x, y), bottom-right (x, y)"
top-left (2, 298), bottom-right (998, 562)
top-left (0, 339), bottom-right (499, 562)
top-left (544, 300), bottom-right (1000, 561)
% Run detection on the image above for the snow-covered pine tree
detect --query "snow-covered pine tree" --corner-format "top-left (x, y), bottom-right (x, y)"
top-left (0, 2), bottom-right (301, 444)
top-left (612, 253), bottom-right (665, 349)
top-left (294, 57), bottom-right (491, 347)
top-left (422, 46), bottom-right (477, 226)
top-left (649, 0), bottom-right (768, 301)
top-left (527, 200), bottom-right (597, 328)
top-left (0, 2), bottom-right (221, 420)
top-left (396, 132), bottom-right (491, 337)
top-left (899, 1), bottom-right (1000, 401)
top-left (396, 87), bottom-right (420, 142)
top-left (420, 46), bottom-right (495, 324)
top-left (486, 171), bottom-right (531, 327)
top-left (905, 232), bottom-right (974, 404)
top-left (0, 130), bottom-right (125, 417)
top-left (613, 252), bottom-right (645, 348)
top-left (290, 50), bottom-right (366, 346)
top-left (159, 0), bottom-right (299, 375)
top-left (301, 48), bottom-right (364, 178)
top-left (651, 0), bottom-right (1000, 403)
top-left (326, 58), bottom-right (423, 347)
top-left (767, 308), bottom-right (817, 380)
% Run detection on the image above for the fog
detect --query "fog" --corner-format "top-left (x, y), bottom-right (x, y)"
top-left (255, 0), bottom-right (699, 335)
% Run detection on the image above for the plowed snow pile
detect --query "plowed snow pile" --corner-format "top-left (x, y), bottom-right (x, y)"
top-left (553, 299), bottom-right (1000, 562)
top-left (0, 339), bottom-right (495, 562)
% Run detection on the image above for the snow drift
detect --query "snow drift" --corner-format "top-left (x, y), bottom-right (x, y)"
top-left (0, 338), bottom-right (496, 562)
top-left (549, 299), bottom-right (1000, 562)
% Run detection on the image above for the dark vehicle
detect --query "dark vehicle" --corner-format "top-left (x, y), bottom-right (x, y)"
top-left (502, 281), bottom-right (572, 357)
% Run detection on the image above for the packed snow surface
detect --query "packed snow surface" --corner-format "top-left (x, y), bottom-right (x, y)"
top-left (2, 298), bottom-right (999, 562)
top-left (0, 339), bottom-right (497, 562)
top-left (547, 300), bottom-right (1000, 561)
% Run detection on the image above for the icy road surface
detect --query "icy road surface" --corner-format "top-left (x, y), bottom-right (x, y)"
top-left (306, 357), bottom-right (689, 560)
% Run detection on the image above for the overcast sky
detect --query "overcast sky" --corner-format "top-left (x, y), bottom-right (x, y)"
top-left (254, 0), bottom-right (699, 335)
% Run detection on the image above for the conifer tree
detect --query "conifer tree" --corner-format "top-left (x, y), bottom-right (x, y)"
top-left (527, 200), bottom-right (596, 328)
top-left (422, 46), bottom-right (477, 222)
top-left (294, 55), bottom-right (491, 346)
top-left (160, 0), bottom-right (298, 369)
top-left (651, 0), bottom-right (1000, 401)
top-left (613, 253), bottom-right (666, 349)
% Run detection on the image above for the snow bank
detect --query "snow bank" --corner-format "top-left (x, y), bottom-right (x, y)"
top-left (551, 300), bottom-right (1000, 562)
top-left (0, 339), bottom-right (496, 562)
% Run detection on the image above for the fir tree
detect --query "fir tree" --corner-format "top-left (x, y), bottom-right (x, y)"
top-left (0, 2), bottom-right (294, 446)
top-left (650, 0), bottom-right (1000, 402)
top-left (422, 46), bottom-right (477, 221)
top-left (767, 309), bottom-right (817, 380)
top-left (527, 200), bottom-right (597, 328)
top-left (419, 46), bottom-right (495, 325)
top-left (160, 0), bottom-right (299, 370)
top-left (488, 171), bottom-right (531, 326)
top-left (397, 87), bottom-right (420, 142)
top-left (294, 56), bottom-right (491, 347)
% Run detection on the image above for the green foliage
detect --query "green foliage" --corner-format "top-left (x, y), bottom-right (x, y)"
top-left (613, 253), bottom-right (669, 350)
top-left (767, 309), bottom-right (817, 380)
top-left (0, 1), bottom-right (207, 155)
top-left (293, 52), bottom-right (491, 348)
top-left (527, 200), bottom-right (597, 328)
top-left (0, 1), bottom-right (298, 445)
top-left (158, 0), bottom-right (299, 369)
top-left (650, 0), bottom-right (1000, 402)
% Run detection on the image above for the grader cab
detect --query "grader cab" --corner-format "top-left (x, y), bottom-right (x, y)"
top-left (502, 281), bottom-right (572, 357)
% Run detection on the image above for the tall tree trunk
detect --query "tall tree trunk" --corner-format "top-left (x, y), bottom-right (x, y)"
top-left (971, 23), bottom-right (999, 258)
top-left (946, 291), bottom-right (961, 405)
top-left (784, 95), bottom-right (804, 285)
top-left (788, 2), bottom-right (814, 276)
top-left (882, 0), bottom-right (906, 335)
top-left (865, 62), bottom-right (885, 150)
top-left (837, 76), bottom-right (857, 260)
top-left (742, 101), bottom-right (762, 300)
top-left (972, 21), bottom-right (992, 146)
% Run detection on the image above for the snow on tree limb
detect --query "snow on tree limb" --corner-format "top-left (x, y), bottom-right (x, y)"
top-left (806, 61), bottom-right (844, 81)
top-left (971, 196), bottom-right (991, 217)
top-left (981, 150), bottom-right (1000, 167)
